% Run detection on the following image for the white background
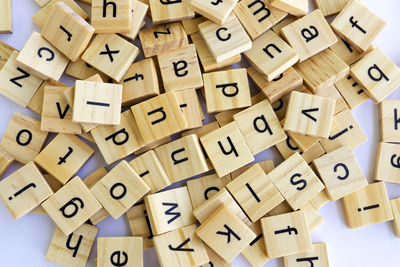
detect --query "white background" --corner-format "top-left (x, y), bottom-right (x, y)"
top-left (1, 0), bottom-right (400, 266)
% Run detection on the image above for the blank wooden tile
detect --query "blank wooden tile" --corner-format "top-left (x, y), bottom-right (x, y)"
top-left (294, 49), bottom-right (349, 93)
top-left (204, 68), bottom-right (251, 113)
top-left (199, 14), bottom-right (252, 62)
top-left (234, 99), bottom-right (286, 155)
top-left (380, 100), bottom-right (400, 142)
top-left (1, 112), bottom-right (48, 164)
top-left (120, 0), bottom-right (148, 41)
top-left (144, 186), bottom-right (196, 235)
top-left (281, 10), bottom-right (337, 62)
top-left (390, 198), bottom-right (400, 238)
top-left (268, 152), bottom-right (325, 210)
top-left (342, 182), bottom-right (393, 228)
top-left (247, 66), bottom-right (303, 104)
top-left (154, 224), bottom-right (209, 267)
top-left (319, 108), bottom-right (367, 153)
top-left (241, 222), bottom-right (270, 267)
top-left (314, 0), bottom-right (349, 16)
top-left (0, 51), bottom-right (43, 108)
top-left (191, 0), bottom-right (238, 25)
top-left (313, 146), bottom-right (367, 201)
top-left (34, 134), bottom-right (94, 184)
top-left (126, 204), bottom-right (155, 249)
top-left (91, 110), bottom-right (145, 165)
top-left (196, 205), bottom-right (256, 263)
top-left (0, 147), bottom-right (13, 179)
top-left (284, 91), bottom-right (336, 138)
top-left (244, 30), bottom-right (298, 81)
top-left (234, 0), bottom-right (287, 40)
top-left (131, 92), bottom-right (187, 144)
top-left (261, 210), bottom-right (312, 258)
top-left (65, 58), bottom-right (108, 81)
top-left (230, 160), bottom-right (274, 179)
top-left (97, 237), bottom-right (143, 267)
top-left (175, 89), bottom-right (203, 129)
top-left (315, 84), bottom-right (348, 115)
top-left (331, 0), bottom-right (386, 52)
top-left (42, 177), bottom-right (102, 235)
top-left (72, 80), bottom-right (122, 125)
top-left (42, 2), bottom-right (94, 61)
top-left (271, 0), bottom-right (308, 16)
top-left (41, 86), bottom-right (82, 134)
top-left (16, 32), bottom-right (69, 81)
top-left (157, 44), bottom-right (203, 92)
top-left (82, 34), bottom-right (139, 82)
top-left (350, 47), bottom-right (400, 104)
top-left (120, 58), bottom-right (160, 106)
top-left (32, 0), bottom-right (88, 29)
top-left (227, 164), bottom-right (284, 222)
top-left (46, 224), bottom-right (98, 267)
top-left (200, 122), bottom-right (254, 177)
top-left (150, 0), bottom-right (194, 24)
top-left (283, 242), bottom-right (330, 267)
top-left (374, 142), bottom-right (400, 184)
top-left (190, 32), bottom-right (241, 73)
top-left (0, 41), bottom-right (16, 70)
top-left (0, 162), bottom-right (52, 219)
top-left (91, 0), bottom-right (132, 33)
top-left (139, 22), bottom-right (188, 58)
top-left (335, 74), bottom-right (369, 110)
top-left (0, 0), bottom-right (12, 33)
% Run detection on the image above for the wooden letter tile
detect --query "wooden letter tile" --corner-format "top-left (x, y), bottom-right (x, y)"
top-left (314, 0), bottom-right (349, 16)
top-left (196, 205), bottom-right (256, 263)
top-left (390, 198), bottom-right (400, 238)
top-left (97, 237), bottom-right (143, 267)
top-left (175, 89), bottom-right (203, 129)
top-left (313, 145), bottom-right (367, 201)
top-left (268, 152), bottom-right (325, 210)
top-left (120, 0), bottom-right (149, 41)
top-left (91, 0), bottom-right (132, 33)
top-left (342, 182), bottom-right (393, 228)
top-left (65, 58), bottom-right (108, 81)
top-left (0, 147), bottom-right (13, 179)
top-left (0, 41), bottom-right (16, 70)
top-left (230, 160), bottom-right (274, 179)
top-left (190, 0), bottom-right (238, 25)
top-left (149, 0), bottom-right (194, 24)
top-left (42, 176), bottom-right (102, 235)
top-left (181, 17), bottom-right (207, 35)
top-left (334, 74), bottom-right (369, 110)
top-left (1, 112), bottom-right (48, 164)
top-left (46, 224), bottom-right (98, 267)
top-left (314, 84), bottom-right (348, 115)
top-left (144, 186), bottom-right (196, 235)
top-left (241, 222), bottom-right (270, 267)
top-left (283, 242), bottom-right (330, 267)
top-left (374, 142), bottom-right (400, 184)
top-left (126, 203), bottom-right (155, 249)
top-left (350, 47), bottom-right (400, 103)
top-left (153, 224), bottom-right (209, 267)
top-left (34, 134), bottom-right (94, 184)
top-left (16, 32), bottom-right (69, 81)
top-left (281, 10), bottom-right (337, 62)
top-left (0, 0), bottom-right (12, 33)
top-left (380, 100), bottom-right (400, 143)
top-left (271, 0), bottom-right (308, 16)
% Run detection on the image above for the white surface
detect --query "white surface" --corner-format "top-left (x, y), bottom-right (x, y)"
top-left (1, 0), bottom-right (400, 266)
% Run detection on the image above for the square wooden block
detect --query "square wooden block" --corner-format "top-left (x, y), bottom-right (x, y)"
top-left (16, 32), bottom-right (69, 81)
top-left (0, 162), bottom-right (52, 219)
top-left (234, 0), bottom-right (287, 40)
top-left (144, 186), bottom-right (196, 235)
top-left (0, 51), bottom-right (43, 107)
top-left (0, 40), bottom-right (16, 69)
top-left (271, 0), bottom-right (308, 16)
top-left (350, 47), bottom-right (400, 103)
top-left (284, 91), bottom-right (336, 138)
top-left (283, 242), bottom-right (330, 267)
top-left (42, 2), bottom-right (95, 61)
top-left (0, 147), bottom-right (13, 178)
top-left (91, 161), bottom-right (150, 219)
top-left (330, 36), bottom-right (373, 66)
top-left (46, 224), bottom-right (98, 267)
top-left (42, 177), bottom-right (102, 235)
top-left (196, 205), bottom-right (256, 263)
top-left (91, 0), bottom-right (132, 33)
top-left (73, 80), bottom-right (122, 125)
top-left (131, 92), bottom-right (187, 144)
top-left (139, 22), bottom-right (188, 58)
top-left (281, 9), bottom-right (337, 62)
top-left (28, 80), bottom-right (67, 115)
top-left (126, 204), bottom-right (155, 249)
top-left (334, 74), bottom-right (369, 110)
top-left (244, 30), bottom-right (299, 81)
top-left (374, 142), bottom-right (400, 184)
top-left (261, 210), bottom-right (312, 258)
top-left (34, 134), bottom-right (94, 184)
top-left (41, 86), bottom-right (82, 134)
top-left (149, 0), bottom-right (194, 24)
top-left (91, 110), bottom-right (145, 165)
top-left (342, 182), bottom-right (393, 228)
top-left (200, 122), bottom-right (254, 177)
top-left (268, 153), bottom-right (325, 210)
top-left (390, 198), bottom-right (400, 238)
top-left (204, 68), bottom-right (251, 113)
top-left (153, 224), bottom-right (209, 267)
top-left (199, 14), bottom-right (252, 62)
top-left (227, 164), bottom-right (284, 222)
top-left (120, 0), bottom-right (148, 41)
top-left (191, 0), bottom-right (238, 25)
top-left (331, 0), bottom-right (386, 52)
top-left (155, 134), bottom-right (209, 183)
top-left (1, 112), bottom-right (48, 164)
top-left (97, 237), bottom-right (143, 267)
top-left (0, 0), bottom-right (12, 33)
top-left (313, 146), bottom-right (367, 201)
top-left (82, 34), bottom-right (139, 82)
top-left (120, 58), bottom-right (159, 106)
top-left (314, 0), bottom-right (349, 16)
top-left (241, 222), bottom-right (270, 267)
top-left (234, 99), bottom-right (286, 155)
top-left (175, 89), bottom-right (203, 129)
top-left (157, 44), bottom-right (203, 92)
top-left (380, 100), bottom-right (400, 142)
